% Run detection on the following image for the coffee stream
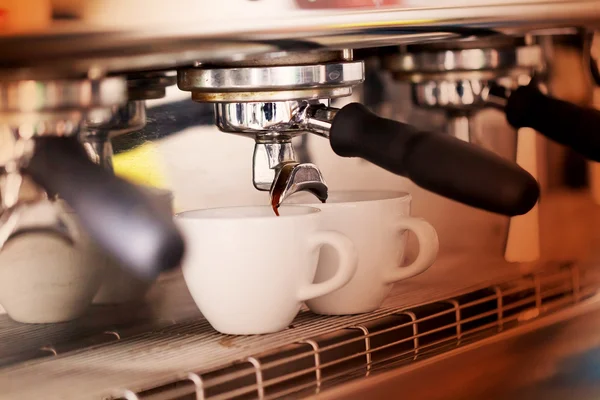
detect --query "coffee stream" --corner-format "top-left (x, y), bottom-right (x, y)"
top-left (271, 189), bottom-right (327, 216)
top-left (271, 190), bottom-right (281, 217)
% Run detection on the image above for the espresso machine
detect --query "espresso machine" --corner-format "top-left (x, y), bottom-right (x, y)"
top-left (2, 1), bottom-right (600, 399)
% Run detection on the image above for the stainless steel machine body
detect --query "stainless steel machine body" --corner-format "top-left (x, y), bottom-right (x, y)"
top-left (384, 36), bottom-right (545, 142)
top-left (2, 1), bottom-right (600, 399)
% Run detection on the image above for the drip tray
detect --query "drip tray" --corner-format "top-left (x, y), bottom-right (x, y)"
top-left (0, 260), bottom-right (598, 399)
top-left (316, 293), bottom-right (600, 400)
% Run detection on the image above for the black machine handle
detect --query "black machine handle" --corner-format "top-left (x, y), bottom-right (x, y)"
top-left (328, 103), bottom-right (540, 216)
top-left (25, 137), bottom-right (184, 280)
top-left (504, 84), bottom-right (600, 162)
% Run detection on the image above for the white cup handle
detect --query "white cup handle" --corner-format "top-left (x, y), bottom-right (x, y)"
top-left (297, 231), bottom-right (358, 302)
top-left (384, 217), bottom-right (439, 284)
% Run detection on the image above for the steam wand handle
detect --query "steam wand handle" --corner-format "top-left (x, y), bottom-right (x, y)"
top-left (501, 84), bottom-right (600, 162)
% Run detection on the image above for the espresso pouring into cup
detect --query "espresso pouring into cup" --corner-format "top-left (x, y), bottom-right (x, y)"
top-left (176, 205), bottom-right (358, 335)
top-left (179, 56), bottom-right (539, 220)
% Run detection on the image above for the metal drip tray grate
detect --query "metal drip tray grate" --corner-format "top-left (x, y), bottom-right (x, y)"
top-left (1, 262), bottom-right (596, 400)
top-left (119, 264), bottom-right (596, 400)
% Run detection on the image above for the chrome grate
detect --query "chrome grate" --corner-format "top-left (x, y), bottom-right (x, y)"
top-left (107, 264), bottom-right (599, 400)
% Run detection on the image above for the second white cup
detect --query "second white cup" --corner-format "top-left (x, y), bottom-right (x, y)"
top-left (289, 191), bottom-right (439, 315)
top-left (176, 205), bottom-right (358, 335)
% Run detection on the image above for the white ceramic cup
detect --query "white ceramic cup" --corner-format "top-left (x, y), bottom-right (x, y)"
top-left (288, 191), bottom-right (439, 315)
top-left (0, 200), bottom-right (104, 323)
top-left (177, 205), bottom-right (358, 335)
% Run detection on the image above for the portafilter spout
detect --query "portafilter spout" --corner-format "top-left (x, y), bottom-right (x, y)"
top-left (270, 162), bottom-right (328, 211)
top-left (253, 141), bottom-right (327, 209)
top-left (214, 99), bottom-right (330, 207)
top-left (178, 51), bottom-right (363, 208)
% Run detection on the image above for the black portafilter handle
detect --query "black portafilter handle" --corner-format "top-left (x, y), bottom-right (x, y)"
top-left (25, 136), bottom-right (184, 280)
top-left (328, 103), bottom-right (540, 216)
top-left (504, 84), bottom-right (600, 162)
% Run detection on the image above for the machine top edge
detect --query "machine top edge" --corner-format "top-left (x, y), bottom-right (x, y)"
top-left (0, 0), bottom-right (599, 78)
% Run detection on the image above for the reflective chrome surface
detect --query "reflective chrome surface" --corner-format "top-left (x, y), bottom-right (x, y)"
top-left (252, 141), bottom-right (329, 202)
top-left (301, 104), bottom-right (338, 138)
top-left (216, 101), bottom-right (305, 137)
top-left (271, 162), bottom-right (328, 206)
top-left (389, 43), bottom-right (543, 80)
top-left (408, 73), bottom-right (535, 142)
top-left (81, 101), bottom-right (147, 172)
top-left (0, 77), bottom-right (127, 113)
top-left (85, 101), bottom-right (146, 137)
top-left (215, 100), bottom-right (335, 196)
top-left (78, 71), bottom-right (174, 169)
top-left (178, 62), bottom-right (364, 92)
top-left (0, 77), bottom-right (127, 138)
top-left (174, 49), bottom-right (351, 199)
top-left (411, 75), bottom-right (532, 112)
top-left (253, 142), bottom-right (297, 191)
top-left (178, 61), bottom-right (364, 102)
top-left (386, 37), bottom-right (545, 142)
top-left (216, 100), bottom-right (337, 138)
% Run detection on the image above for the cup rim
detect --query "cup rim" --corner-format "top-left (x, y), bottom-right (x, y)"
top-left (289, 190), bottom-right (411, 205)
top-left (176, 205), bottom-right (321, 220)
